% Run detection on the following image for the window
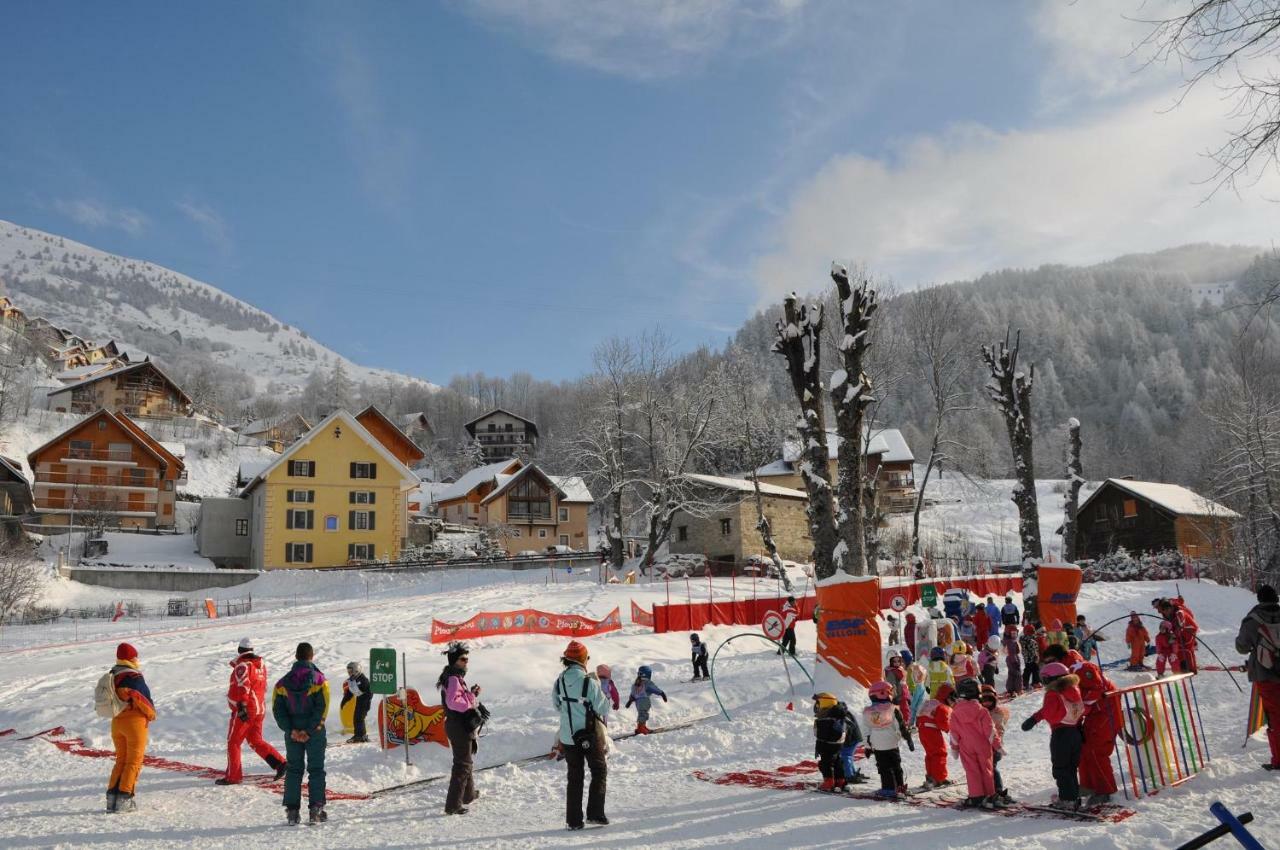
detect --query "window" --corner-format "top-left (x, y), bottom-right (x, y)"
top-left (348, 543), bottom-right (374, 560)
top-left (505, 423), bottom-right (512, 432)
top-left (349, 490), bottom-right (376, 505)
top-left (127, 468), bottom-right (147, 486)
top-left (350, 462), bottom-right (378, 479)
top-left (720, 518), bottom-right (732, 536)
top-left (559, 534), bottom-right (569, 546)
top-left (235, 518), bottom-right (248, 536)
top-left (287, 490), bottom-right (315, 503)
top-left (163, 503), bottom-right (172, 516)
top-left (509, 476), bottom-right (551, 519)
top-left (163, 480), bottom-right (173, 491)
top-left (1123, 499), bottom-right (1138, 518)
top-left (108, 442), bottom-right (133, 462)
top-left (678, 525), bottom-right (688, 542)
top-left (288, 460), bottom-right (316, 477)
top-left (558, 507), bottom-right (569, 522)
top-left (285, 542), bottom-right (313, 564)
top-left (286, 509), bottom-right (314, 530)
top-left (97, 419), bottom-right (107, 431)
top-left (488, 423), bottom-right (496, 432)
top-left (511, 528), bottom-right (521, 537)
top-left (349, 510), bottom-right (376, 531)
top-left (325, 515), bottom-right (339, 532)
top-left (69, 439), bottom-right (93, 459)
top-left (538, 528), bottom-right (547, 538)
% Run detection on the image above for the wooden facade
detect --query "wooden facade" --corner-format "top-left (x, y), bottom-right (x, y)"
top-left (355, 406), bottom-right (426, 468)
top-left (464, 408), bottom-right (539, 462)
top-left (47, 359), bottom-right (192, 419)
top-left (1074, 479), bottom-right (1238, 560)
top-left (434, 459), bottom-right (591, 553)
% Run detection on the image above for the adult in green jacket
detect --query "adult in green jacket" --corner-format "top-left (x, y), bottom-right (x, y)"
top-left (273, 642), bottom-right (330, 825)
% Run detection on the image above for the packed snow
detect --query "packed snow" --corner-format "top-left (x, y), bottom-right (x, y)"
top-left (0, 567), bottom-right (1275, 848)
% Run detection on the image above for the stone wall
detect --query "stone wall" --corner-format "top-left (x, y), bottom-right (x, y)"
top-left (60, 565), bottom-right (258, 592)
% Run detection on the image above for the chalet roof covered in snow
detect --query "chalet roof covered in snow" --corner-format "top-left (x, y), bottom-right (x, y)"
top-left (237, 460), bottom-right (271, 485)
top-left (53, 362), bottom-right (124, 383)
top-left (1081, 478), bottom-right (1240, 519)
top-left (480, 464), bottom-right (595, 506)
top-left (548, 474), bottom-right (594, 503)
top-left (769, 427), bottom-right (914, 471)
top-left (237, 412), bottom-right (311, 436)
top-left (432, 459), bottom-right (521, 503)
top-left (463, 407), bottom-right (539, 438)
top-left (683, 472), bottom-right (807, 499)
top-left (45, 359), bottom-right (193, 406)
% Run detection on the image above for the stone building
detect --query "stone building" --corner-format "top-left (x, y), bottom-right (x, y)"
top-left (667, 473), bottom-right (812, 564)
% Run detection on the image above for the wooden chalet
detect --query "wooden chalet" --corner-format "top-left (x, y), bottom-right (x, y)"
top-left (46, 358), bottom-right (192, 419)
top-left (1073, 478), bottom-right (1239, 560)
top-left (355, 406), bottom-right (426, 468)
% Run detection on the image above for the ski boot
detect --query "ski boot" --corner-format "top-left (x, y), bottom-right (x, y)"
top-left (587, 816), bottom-right (609, 826)
top-left (1048, 797), bottom-right (1081, 813)
top-left (819, 777), bottom-right (835, 792)
top-left (958, 796), bottom-right (981, 809)
top-left (446, 807), bottom-right (469, 815)
top-left (833, 777), bottom-right (847, 792)
top-left (1084, 793), bottom-right (1111, 807)
top-left (848, 771), bottom-right (868, 784)
top-left (996, 789), bottom-right (1015, 805)
top-left (309, 805), bottom-right (327, 824)
top-left (980, 796), bottom-right (998, 810)
top-left (896, 784), bottom-right (909, 797)
top-left (116, 794), bottom-right (137, 813)
top-left (1264, 763), bottom-right (1279, 771)
top-left (286, 807), bottom-right (301, 825)
top-left (873, 787), bottom-right (898, 800)
top-left (214, 777), bottom-right (238, 785)
top-left (105, 790), bottom-right (118, 813)
top-left (636, 723), bottom-right (651, 735)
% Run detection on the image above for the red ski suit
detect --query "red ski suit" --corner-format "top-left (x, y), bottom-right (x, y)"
top-left (225, 652), bottom-right (284, 783)
top-left (1073, 659), bottom-right (1119, 796)
top-left (916, 693), bottom-right (952, 783)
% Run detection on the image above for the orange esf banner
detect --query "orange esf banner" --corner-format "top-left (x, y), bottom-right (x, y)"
top-left (1036, 563), bottom-right (1083, 628)
top-left (816, 575), bottom-right (882, 688)
top-left (430, 607), bottom-right (622, 643)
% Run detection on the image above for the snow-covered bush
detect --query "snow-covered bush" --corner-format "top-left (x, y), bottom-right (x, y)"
top-left (651, 553), bottom-right (707, 579)
top-left (1078, 548), bottom-right (1210, 582)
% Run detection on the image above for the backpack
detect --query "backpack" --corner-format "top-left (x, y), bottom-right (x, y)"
top-left (1252, 613), bottom-right (1280, 674)
top-left (94, 670), bottom-right (126, 718)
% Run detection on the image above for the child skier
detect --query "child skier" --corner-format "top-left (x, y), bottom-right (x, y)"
top-left (980, 684), bottom-right (1013, 804)
top-left (625, 665), bottom-right (667, 734)
top-left (978, 636), bottom-right (1000, 689)
top-left (862, 680), bottom-right (915, 799)
top-left (1020, 661), bottom-right (1085, 812)
top-left (1002, 625), bottom-right (1022, 696)
top-left (812, 693), bottom-right (846, 792)
top-left (690, 634), bottom-right (710, 682)
top-left (885, 652), bottom-right (912, 725)
top-left (1045, 619), bottom-right (1071, 651)
top-left (927, 646), bottom-right (955, 697)
top-left (950, 678), bottom-right (1001, 809)
top-left (886, 612), bottom-right (901, 646)
top-left (836, 698), bottom-right (866, 788)
top-left (596, 665), bottom-right (621, 716)
top-left (950, 641), bottom-right (978, 682)
top-left (916, 682), bottom-right (954, 790)
top-left (1126, 613), bottom-right (1151, 671)
top-left (1155, 620), bottom-right (1177, 677)
top-left (903, 650), bottom-right (929, 720)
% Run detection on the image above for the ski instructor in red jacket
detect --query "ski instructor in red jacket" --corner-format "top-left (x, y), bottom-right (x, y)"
top-left (218, 637), bottom-right (286, 785)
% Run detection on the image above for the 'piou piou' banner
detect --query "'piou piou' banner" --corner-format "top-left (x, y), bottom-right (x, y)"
top-left (429, 606), bottom-right (622, 643)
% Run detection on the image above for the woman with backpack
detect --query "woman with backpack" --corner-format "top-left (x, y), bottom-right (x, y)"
top-left (553, 640), bottom-right (611, 830)
top-left (95, 642), bottom-right (156, 813)
top-left (1236, 584), bottom-right (1280, 771)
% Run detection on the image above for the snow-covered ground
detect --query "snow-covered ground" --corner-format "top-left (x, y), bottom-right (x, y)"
top-left (0, 569), bottom-right (1273, 849)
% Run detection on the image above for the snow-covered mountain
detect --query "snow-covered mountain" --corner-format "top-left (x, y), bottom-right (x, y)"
top-left (0, 219), bottom-right (433, 395)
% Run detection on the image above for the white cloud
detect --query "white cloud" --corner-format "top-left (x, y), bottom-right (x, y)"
top-left (52, 199), bottom-right (148, 236)
top-left (459, 0), bottom-right (808, 79)
top-left (175, 200), bottom-right (233, 255)
top-left (752, 83), bottom-right (1280, 302)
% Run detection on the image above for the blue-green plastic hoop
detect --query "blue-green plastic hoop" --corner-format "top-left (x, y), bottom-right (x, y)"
top-left (709, 632), bottom-right (815, 721)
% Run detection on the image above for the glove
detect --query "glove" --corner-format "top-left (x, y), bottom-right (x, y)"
top-left (1021, 715), bottom-right (1038, 732)
top-left (907, 738), bottom-right (915, 753)
top-left (625, 699), bottom-right (633, 708)
top-left (663, 695), bottom-right (669, 703)
top-left (478, 703), bottom-right (491, 721)
top-left (236, 703), bottom-right (249, 723)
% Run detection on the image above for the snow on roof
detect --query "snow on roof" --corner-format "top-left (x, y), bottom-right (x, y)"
top-left (1095, 479), bottom-right (1240, 519)
top-left (683, 473), bottom-right (807, 499)
top-left (433, 459), bottom-right (520, 503)
top-left (780, 427), bottom-right (914, 464)
top-left (237, 460), bottom-right (271, 483)
top-left (159, 441), bottom-right (186, 460)
top-left (54, 362), bottom-right (123, 382)
top-left (548, 474), bottom-right (594, 503)
top-left (753, 459), bottom-right (796, 477)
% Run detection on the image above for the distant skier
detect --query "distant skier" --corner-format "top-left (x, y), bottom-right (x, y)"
top-left (438, 641), bottom-right (485, 816)
top-left (926, 646), bottom-right (954, 697)
top-left (1000, 596), bottom-right (1020, 627)
top-left (971, 606), bottom-right (990, 645)
top-left (886, 612), bottom-right (901, 646)
top-left (95, 642), bottom-right (156, 813)
top-left (863, 680), bottom-right (915, 799)
top-left (977, 636), bottom-right (1000, 689)
top-left (1002, 625), bottom-right (1022, 696)
top-left (596, 664), bottom-right (621, 716)
top-left (950, 678), bottom-right (1002, 809)
top-left (690, 634), bottom-right (710, 681)
top-left (916, 682), bottom-right (954, 790)
top-left (272, 642), bottom-right (329, 825)
top-left (1045, 619), bottom-right (1071, 652)
top-left (980, 683), bottom-right (1013, 805)
top-left (984, 597), bottom-right (1002, 637)
top-left (625, 665), bottom-right (667, 734)
top-left (1125, 612), bottom-right (1151, 671)
top-left (1020, 661), bottom-right (1085, 813)
top-left (1075, 615), bottom-right (1106, 663)
top-left (1160, 597), bottom-right (1200, 673)
top-left (219, 638), bottom-right (285, 785)
top-left (1020, 624), bottom-right (1042, 690)
top-left (780, 596), bottom-right (798, 657)
top-left (342, 661), bottom-right (373, 744)
top-left (949, 641), bottom-right (978, 681)
top-left (1155, 621), bottom-right (1178, 677)
top-left (905, 612), bottom-right (918, 657)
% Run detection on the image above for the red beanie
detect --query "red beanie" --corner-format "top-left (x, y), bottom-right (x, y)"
top-left (116, 642), bottom-right (138, 662)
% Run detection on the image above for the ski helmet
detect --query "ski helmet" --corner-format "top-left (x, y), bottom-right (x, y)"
top-left (868, 680), bottom-right (894, 701)
top-left (638, 665), bottom-right (653, 679)
top-left (956, 677), bottom-right (980, 700)
top-left (930, 646), bottom-right (946, 661)
top-left (1022, 623), bottom-right (1035, 635)
top-left (813, 692), bottom-right (838, 712)
top-left (886, 651), bottom-right (903, 667)
top-left (347, 661), bottom-right (362, 675)
top-left (950, 640), bottom-right (968, 657)
top-left (1049, 618), bottom-right (1064, 631)
top-left (237, 637), bottom-right (253, 653)
top-left (596, 664), bottom-right (611, 679)
top-left (899, 649), bottom-right (914, 665)
top-left (934, 683), bottom-right (955, 703)
top-left (690, 633), bottom-right (700, 643)
top-left (986, 635), bottom-right (1001, 652)
top-left (1041, 661), bottom-right (1070, 680)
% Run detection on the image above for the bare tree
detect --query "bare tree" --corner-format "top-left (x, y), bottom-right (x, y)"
top-left (828, 264), bottom-right (878, 577)
top-left (0, 544), bottom-right (41, 624)
top-left (1062, 418), bottom-right (1084, 562)
top-left (1141, 0), bottom-right (1280, 192)
top-left (773, 294), bottom-right (839, 579)
top-left (905, 286), bottom-right (976, 570)
top-left (981, 329), bottom-right (1043, 565)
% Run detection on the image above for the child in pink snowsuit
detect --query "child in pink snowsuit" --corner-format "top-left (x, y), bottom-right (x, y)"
top-left (949, 678), bottom-right (1001, 809)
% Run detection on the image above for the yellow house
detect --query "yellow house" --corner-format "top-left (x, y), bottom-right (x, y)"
top-left (239, 409), bottom-right (419, 570)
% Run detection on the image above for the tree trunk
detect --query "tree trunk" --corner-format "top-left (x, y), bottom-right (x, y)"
top-left (772, 295), bottom-right (839, 580)
top-left (1062, 418), bottom-right (1083, 562)
top-left (609, 489), bottom-right (625, 569)
top-left (911, 420), bottom-right (943, 560)
top-left (981, 329), bottom-right (1043, 565)
top-left (829, 264), bottom-right (878, 576)
top-left (863, 475), bottom-right (881, 575)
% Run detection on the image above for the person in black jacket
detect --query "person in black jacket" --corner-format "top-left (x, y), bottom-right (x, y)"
top-left (342, 662), bottom-right (373, 743)
top-left (812, 693), bottom-right (846, 791)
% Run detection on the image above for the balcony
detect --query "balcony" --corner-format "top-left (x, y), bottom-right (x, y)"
top-left (34, 494), bottom-right (158, 515)
top-left (62, 448), bottom-right (136, 464)
top-left (37, 470), bottom-right (160, 488)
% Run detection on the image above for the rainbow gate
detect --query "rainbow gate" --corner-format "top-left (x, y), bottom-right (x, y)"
top-left (1113, 673), bottom-right (1209, 798)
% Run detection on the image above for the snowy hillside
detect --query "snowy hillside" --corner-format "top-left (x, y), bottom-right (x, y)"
top-left (0, 570), bottom-right (1273, 848)
top-left (0, 219), bottom-right (435, 394)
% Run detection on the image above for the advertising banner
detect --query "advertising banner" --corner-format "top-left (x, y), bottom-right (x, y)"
top-left (1036, 563), bottom-right (1083, 628)
top-left (815, 576), bottom-right (882, 687)
top-left (630, 600), bottom-right (655, 627)
top-left (430, 607), bottom-right (622, 643)
top-left (378, 688), bottom-right (448, 749)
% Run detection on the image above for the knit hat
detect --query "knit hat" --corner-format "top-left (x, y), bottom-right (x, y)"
top-left (562, 640), bottom-right (588, 665)
top-left (237, 637), bottom-right (253, 653)
top-left (116, 642), bottom-right (138, 662)
top-left (986, 635), bottom-right (1000, 651)
top-left (596, 664), bottom-right (611, 679)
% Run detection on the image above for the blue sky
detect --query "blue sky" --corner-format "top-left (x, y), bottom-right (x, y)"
top-left (3, 1), bottom-right (1276, 383)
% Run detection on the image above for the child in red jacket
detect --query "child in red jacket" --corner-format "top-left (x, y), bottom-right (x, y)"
top-left (1020, 661), bottom-right (1085, 812)
top-left (916, 682), bottom-right (954, 790)
top-left (1155, 621), bottom-right (1178, 676)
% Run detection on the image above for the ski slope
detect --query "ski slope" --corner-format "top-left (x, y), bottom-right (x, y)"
top-left (0, 571), bottom-right (1274, 849)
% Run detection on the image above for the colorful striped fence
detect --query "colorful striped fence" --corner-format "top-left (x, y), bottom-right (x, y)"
top-left (1113, 672), bottom-right (1209, 799)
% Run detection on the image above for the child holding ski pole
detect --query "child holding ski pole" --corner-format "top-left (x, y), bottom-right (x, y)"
top-left (863, 680), bottom-right (915, 799)
top-left (690, 634), bottom-right (710, 682)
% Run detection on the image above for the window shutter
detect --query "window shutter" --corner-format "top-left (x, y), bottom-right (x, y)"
top-left (349, 510), bottom-right (356, 530)
top-left (287, 511), bottom-right (294, 530)
top-left (369, 511), bottom-right (375, 531)
top-left (307, 510), bottom-right (314, 530)
top-left (287, 490), bottom-right (294, 503)
top-left (285, 544), bottom-right (293, 564)
top-left (370, 463), bottom-right (377, 479)
top-left (305, 543), bottom-right (313, 563)
top-left (350, 462), bottom-right (357, 478)
top-left (349, 491), bottom-right (355, 504)
top-left (308, 461), bottom-right (316, 477)
top-left (369, 491), bottom-right (376, 504)
top-left (348, 543), bottom-right (354, 559)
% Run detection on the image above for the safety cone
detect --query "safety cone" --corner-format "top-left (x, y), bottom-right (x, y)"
top-left (786, 701), bottom-right (794, 711)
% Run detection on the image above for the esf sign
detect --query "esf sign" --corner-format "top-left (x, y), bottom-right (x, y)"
top-left (1049, 592), bottom-right (1078, 603)
top-left (825, 618), bottom-right (869, 639)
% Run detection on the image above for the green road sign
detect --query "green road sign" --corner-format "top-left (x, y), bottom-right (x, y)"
top-left (369, 648), bottom-right (397, 695)
top-left (920, 584), bottom-right (938, 609)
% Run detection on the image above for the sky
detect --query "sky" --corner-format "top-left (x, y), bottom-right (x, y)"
top-left (2, 0), bottom-right (1278, 384)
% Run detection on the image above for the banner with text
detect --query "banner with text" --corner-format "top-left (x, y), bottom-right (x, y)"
top-left (630, 600), bottom-right (655, 627)
top-left (430, 606), bottom-right (623, 643)
top-left (1035, 564), bottom-right (1083, 628)
top-left (378, 688), bottom-right (448, 749)
top-left (816, 576), bottom-right (883, 688)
